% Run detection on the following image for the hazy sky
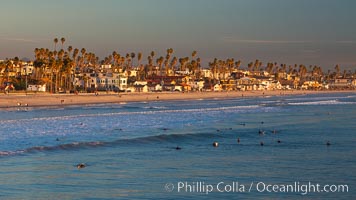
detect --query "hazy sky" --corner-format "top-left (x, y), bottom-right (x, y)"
top-left (1, 0), bottom-right (355, 70)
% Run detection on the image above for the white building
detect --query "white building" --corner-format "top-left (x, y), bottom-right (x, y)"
top-left (28, 84), bottom-right (46, 92)
top-left (201, 69), bottom-right (213, 79)
top-left (21, 62), bottom-right (34, 76)
top-left (213, 84), bottom-right (222, 91)
top-left (100, 64), bottom-right (112, 69)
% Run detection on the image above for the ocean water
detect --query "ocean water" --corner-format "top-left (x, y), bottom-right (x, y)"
top-left (0, 93), bottom-right (355, 199)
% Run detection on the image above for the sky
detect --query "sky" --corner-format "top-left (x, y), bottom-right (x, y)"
top-left (1, 0), bottom-right (356, 70)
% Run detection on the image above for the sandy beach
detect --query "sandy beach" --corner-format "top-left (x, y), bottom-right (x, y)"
top-left (1, 90), bottom-right (355, 108)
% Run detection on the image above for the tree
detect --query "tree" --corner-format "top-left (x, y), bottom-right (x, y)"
top-left (137, 52), bottom-right (142, 67)
top-left (147, 56), bottom-right (153, 77)
top-left (112, 51), bottom-right (117, 64)
top-left (247, 62), bottom-right (253, 72)
top-left (298, 65), bottom-right (307, 80)
top-left (80, 48), bottom-right (86, 70)
top-left (334, 64), bottom-right (340, 77)
top-left (60, 37), bottom-right (66, 50)
top-left (209, 58), bottom-right (218, 81)
top-left (5, 59), bottom-right (13, 83)
top-left (0, 60), bottom-right (6, 85)
top-left (196, 57), bottom-right (201, 79)
top-left (156, 56), bottom-right (164, 75)
top-left (71, 48), bottom-right (79, 75)
top-left (130, 52), bottom-right (136, 68)
top-left (54, 38), bottom-right (58, 51)
top-left (192, 50), bottom-right (197, 59)
top-left (235, 60), bottom-right (241, 71)
top-left (67, 46), bottom-right (73, 54)
top-left (170, 56), bottom-right (177, 75)
top-left (54, 49), bottom-right (65, 92)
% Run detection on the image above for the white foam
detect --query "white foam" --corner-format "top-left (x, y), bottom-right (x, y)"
top-left (0, 105), bottom-right (260, 124)
top-left (287, 95), bottom-right (356, 102)
top-left (288, 100), bottom-right (355, 105)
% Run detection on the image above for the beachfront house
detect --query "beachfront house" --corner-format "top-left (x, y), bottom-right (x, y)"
top-left (20, 62), bottom-right (34, 76)
top-left (213, 84), bottom-right (222, 91)
top-left (147, 75), bottom-right (190, 91)
top-left (237, 77), bottom-right (258, 91)
top-left (155, 84), bottom-right (162, 91)
top-left (271, 80), bottom-right (282, 90)
top-left (92, 72), bottom-right (128, 92)
top-left (127, 70), bottom-right (138, 77)
top-left (257, 79), bottom-right (272, 90)
top-left (302, 81), bottom-right (321, 90)
top-left (329, 78), bottom-right (351, 89)
top-left (201, 69), bottom-right (213, 79)
top-left (117, 76), bottom-right (128, 91)
top-left (249, 76), bottom-right (274, 90)
top-left (133, 81), bottom-right (148, 93)
top-left (97, 73), bottom-right (109, 90)
top-left (194, 80), bottom-right (205, 91)
top-left (220, 79), bottom-right (237, 91)
top-left (279, 80), bottom-right (295, 90)
top-left (180, 83), bottom-right (192, 91)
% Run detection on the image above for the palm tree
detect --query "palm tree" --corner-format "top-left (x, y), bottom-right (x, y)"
top-left (167, 48), bottom-right (174, 56)
top-left (209, 58), bottom-right (218, 81)
top-left (130, 52), bottom-right (135, 68)
top-left (342, 70), bottom-right (347, 78)
top-left (54, 49), bottom-right (65, 92)
top-left (265, 62), bottom-right (273, 74)
top-left (235, 60), bottom-right (241, 71)
top-left (253, 59), bottom-right (261, 72)
top-left (80, 48), bottom-right (86, 71)
top-left (196, 57), bottom-right (201, 79)
top-left (179, 58), bottom-right (184, 71)
top-left (156, 56), bottom-right (164, 76)
top-left (334, 64), bottom-right (340, 78)
top-left (147, 56), bottom-right (153, 77)
top-left (192, 50), bottom-right (197, 59)
top-left (112, 51), bottom-right (117, 65)
top-left (164, 59), bottom-right (169, 76)
top-left (48, 52), bottom-right (56, 92)
top-left (247, 62), bottom-right (253, 72)
top-left (60, 37), bottom-right (65, 50)
top-left (137, 52), bottom-right (142, 67)
top-left (5, 59), bottom-right (13, 83)
top-left (137, 52), bottom-right (143, 79)
top-left (0, 60), bottom-right (5, 85)
top-left (67, 46), bottom-right (73, 54)
top-left (170, 56), bottom-right (177, 75)
top-left (54, 38), bottom-right (58, 51)
top-left (299, 64), bottom-right (307, 80)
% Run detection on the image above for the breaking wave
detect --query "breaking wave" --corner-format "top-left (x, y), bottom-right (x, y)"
top-left (0, 132), bottom-right (219, 157)
top-left (288, 100), bottom-right (355, 105)
top-left (0, 105), bottom-right (260, 123)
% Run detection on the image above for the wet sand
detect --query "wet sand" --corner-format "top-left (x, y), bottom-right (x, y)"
top-left (0, 90), bottom-right (355, 108)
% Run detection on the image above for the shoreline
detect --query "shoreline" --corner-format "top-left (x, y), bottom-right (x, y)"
top-left (1, 90), bottom-right (355, 109)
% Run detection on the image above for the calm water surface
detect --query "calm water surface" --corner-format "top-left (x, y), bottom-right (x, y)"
top-left (0, 93), bottom-right (355, 199)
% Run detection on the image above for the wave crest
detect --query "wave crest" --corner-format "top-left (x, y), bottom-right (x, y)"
top-left (0, 132), bottom-right (218, 157)
top-left (288, 100), bottom-right (355, 105)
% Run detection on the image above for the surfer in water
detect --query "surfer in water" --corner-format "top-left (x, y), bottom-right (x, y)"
top-left (76, 163), bottom-right (86, 169)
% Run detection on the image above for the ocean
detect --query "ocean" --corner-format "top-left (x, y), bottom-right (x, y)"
top-left (0, 92), bottom-right (355, 199)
